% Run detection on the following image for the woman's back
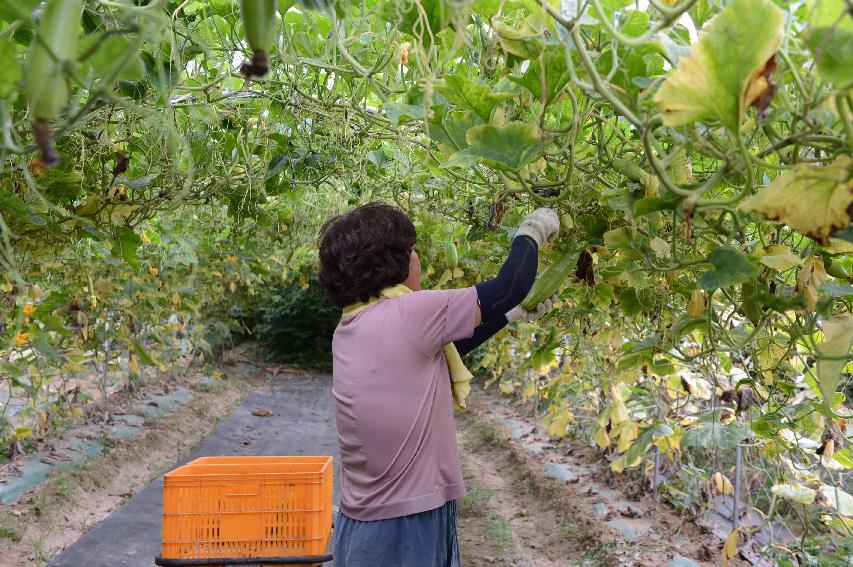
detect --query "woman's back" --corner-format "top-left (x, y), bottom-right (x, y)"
top-left (332, 288), bottom-right (478, 521)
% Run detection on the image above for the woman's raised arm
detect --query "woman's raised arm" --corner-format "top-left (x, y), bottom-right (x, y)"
top-left (454, 208), bottom-right (560, 356)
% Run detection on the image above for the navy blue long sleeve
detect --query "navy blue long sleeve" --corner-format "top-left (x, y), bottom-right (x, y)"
top-left (453, 235), bottom-right (538, 356)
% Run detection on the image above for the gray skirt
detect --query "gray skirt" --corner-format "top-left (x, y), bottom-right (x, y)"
top-left (333, 500), bottom-right (461, 567)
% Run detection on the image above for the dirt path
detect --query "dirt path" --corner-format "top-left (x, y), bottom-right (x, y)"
top-left (457, 420), bottom-right (576, 567)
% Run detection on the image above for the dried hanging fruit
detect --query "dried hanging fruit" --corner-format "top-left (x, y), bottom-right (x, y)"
top-left (239, 0), bottom-right (278, 78)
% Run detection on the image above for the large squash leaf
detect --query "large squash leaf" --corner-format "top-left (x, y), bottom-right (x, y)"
top-left (444, 122), bottom-right (541, 171)
top-left (383, 0), bottom-right (465, 39)
top-left (508, 47), bottom-right (570, 104)
top-left (427, 108), bottom-right (483, 151)
top-left (434, 74), bottom-right (515, 122)
top-left (740, 156), bottom-right (853, 245)
top-left (491, 18), bottom-right (547, 58)
top-left (680, 417), bottom-right (753, 449)
top-left (807, 0), bottom-right (853, 30)
top-left (653, 0), bottom-right (785, 131)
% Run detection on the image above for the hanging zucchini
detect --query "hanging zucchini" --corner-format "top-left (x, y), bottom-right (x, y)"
top-left (521, 249), bottom-right (579, 311)
top-left (823, 253), bottom-right (852, 281)
top-left (25, 0), bottom-right (83, 166)
top-left (239, 0), bottom-right (278, 78)
top-left (611, 158), bottom-right (659, 197)
top-left (740, 281), bottom-right (763, 325)
top-left (444, 242), bottom-right (458, 271)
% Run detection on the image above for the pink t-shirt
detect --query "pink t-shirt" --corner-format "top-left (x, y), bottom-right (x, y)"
top-left (332, 286), bottom-right (479, 521)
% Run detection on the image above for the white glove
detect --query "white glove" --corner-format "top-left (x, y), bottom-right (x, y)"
top-left (507, 293), bottom-right (559, 323)
top-left (515, 208), bottom-right (560, 247)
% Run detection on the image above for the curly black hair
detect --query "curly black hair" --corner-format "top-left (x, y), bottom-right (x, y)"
top-left (318, 202), bottom-right (417, 308)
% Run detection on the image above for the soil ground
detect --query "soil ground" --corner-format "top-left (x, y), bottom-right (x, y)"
top-left (456, 389), bottom-right (750, 567)
top-left (1, 353), bottom-right (747, 566)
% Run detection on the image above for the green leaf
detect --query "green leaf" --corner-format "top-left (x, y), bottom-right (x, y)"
top-left (79, 35), bottom-right (145, 82)
top-left (594, 283), bottom-right (616, 306)
top-left (653, 0), bottom-right (785, 131)
top-left (688, 0), bottom-right (714, 28)
top-left (472, 0), bottom-right (501, 17)
top-left (428, 108), bottom-right (483, 151)
top-left (634, 196), bottom-right (678, 217)
top-left (666, 315), bottom-right (709, 343)
top-left (445, 122), bottom-right (541, 171)
top-left (740, 156), bottom-right (853, 245)
top-left (383, 101), bottom-right (426, 124)
top-left (754, 291), bottom-right (805, 313)
top-left (834, 448), bottom-right (853, 469)
top-left (698, 247), bottom-right (758, 291)
top-left (0, 362), bottom-right (24, 378)
top-left (807, 0), bottom-right (853, 29)
top-left (492, 18), bottom-right (547, 58)
top-left (650, 358), bottom-right (675, 376)
top-left (680, 419), bottom-right (753, 449)
top-left (0, 41), bottom-right (21, 98)
top-left (31, 335), bottom-right (61, 363)
top-left (112, 228), bottom-right (142, 269)
top-left (507, 48), bottom-right (569, 104)
top-left (0, 0), bottom-right (39, 21)
top-left (131, 339), bottom-right (161, 367)
top-left (617, 287), bottom-right (655, 316)
top-left (805, 27), bottom-right (853, 85)
top-left (383, 0), bottom-right (462, 39)
top-left (816, 315), bottom-right (853, 410)
top-left (621, 10), bottom-right (650, 39)
top-left (443, 149), bottom-right (481, 169)
top-left (0, 187), bottom-right (30, 219)
top-left (820, 282), bottom-right (853, 297)
top-left (434, 74), bottom-right (515, 121)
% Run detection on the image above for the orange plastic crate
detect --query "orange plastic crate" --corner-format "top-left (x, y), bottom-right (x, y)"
top-left (160, 456), bottom-right (333, 564)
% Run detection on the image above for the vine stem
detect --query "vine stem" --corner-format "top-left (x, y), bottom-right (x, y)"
top-left (568, 27), bottom-right (643, 127)
top-left (325, 7), bottom-right (390, 101)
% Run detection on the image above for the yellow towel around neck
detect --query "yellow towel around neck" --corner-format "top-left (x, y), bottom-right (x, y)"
top-left (342, 283), bottom-right (472, 410)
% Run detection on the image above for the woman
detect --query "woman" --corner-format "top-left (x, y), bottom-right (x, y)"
top-left (318, 202), bottom-right (560, 566)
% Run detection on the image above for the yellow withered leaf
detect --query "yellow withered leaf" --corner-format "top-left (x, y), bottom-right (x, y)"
top-left (722, 528), bottom-right (740, 566)
top-left (741, 156), bottom-right (853, 245)
top-left (794, 256), bottom-right (827, 311)
top-left (653, 0), bottom-right (785, 131)
top-left (756, 244), bottom-right (802, 271)
top-left (687, 289), bottom-right (706, 318)
top-left (593, 425), bottom-right (611, 449)
top-left (816, 315), bottom-right (853, 411)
